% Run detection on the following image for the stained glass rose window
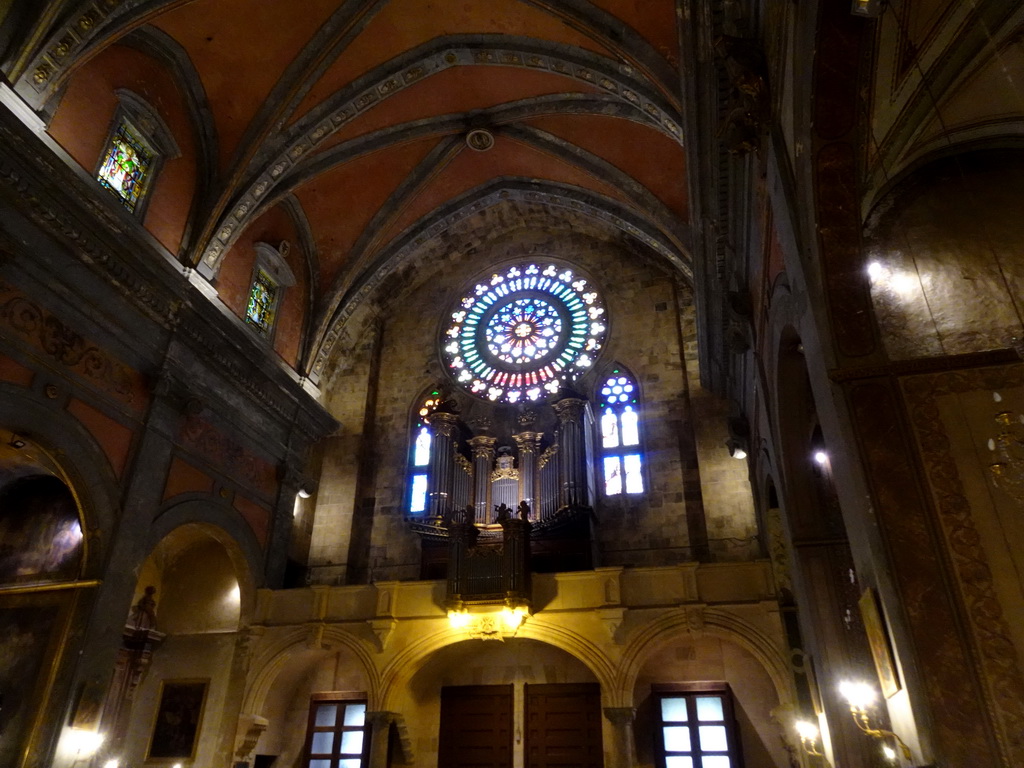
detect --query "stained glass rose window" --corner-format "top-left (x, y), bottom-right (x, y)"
top-left (442, 262), bottom-right (606, 403)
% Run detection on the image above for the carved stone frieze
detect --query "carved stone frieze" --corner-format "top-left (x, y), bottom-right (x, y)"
top-left (0, 280), bottom-right (141, 405)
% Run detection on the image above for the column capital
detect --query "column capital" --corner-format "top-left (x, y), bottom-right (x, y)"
top-left (366, 710), bottom-right (397, 727)
top-left (468, 434), bottom-right (497, 457)
top-left (552, 396), bottom-right (587, 422)
top-left (603, 706), bottom-right (637, 726)
top-left (426, 410), bottom-right (460, 436)
top-left (513, 431), bottom-right (544, 453)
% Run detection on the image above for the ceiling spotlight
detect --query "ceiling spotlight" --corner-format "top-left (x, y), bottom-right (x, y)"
top-left (813, 450), bottom-right (828, 466)
top-left (866, 261), bottom-right (884, 280)
top-left (297, 485), bottom-right (313, 499)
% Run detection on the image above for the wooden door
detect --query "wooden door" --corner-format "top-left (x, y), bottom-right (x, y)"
top-left (438, 684), bottom-right (513, 768)
top-left (525, 683), bottom-right (603, 768)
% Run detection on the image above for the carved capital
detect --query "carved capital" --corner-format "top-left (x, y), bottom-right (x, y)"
top-left (512, 431), bottom-right (543, 454)
top-left (468, 434), bottom-right (497, 459)
top-left (552, 397), bottom-right (586, 423)
top-left (234, 714), bottom-right (269, 761)
top-left (426, 410), bottom-right (460, 437)
top-left (366, 710), bottom-right (397, 728)
top-left (603, 707), bottom-right (637, 726)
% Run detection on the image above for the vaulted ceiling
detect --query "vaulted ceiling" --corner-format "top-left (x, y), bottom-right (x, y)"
top-left (11, 0), bottom-right (690, 381)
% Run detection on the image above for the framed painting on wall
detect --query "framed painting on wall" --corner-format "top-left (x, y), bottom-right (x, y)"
top-left (859, 588), bottom-right (902, 698)
top-left (147, 679), bottom-right (209, 760)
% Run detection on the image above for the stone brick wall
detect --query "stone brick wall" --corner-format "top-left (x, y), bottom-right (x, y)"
top-left (310, 202), bottom-right (759, 582)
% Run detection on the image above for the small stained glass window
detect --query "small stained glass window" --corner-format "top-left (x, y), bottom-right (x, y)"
top-left (246, 268), bottom-right (279, 336)
top-left (97, 119), bottom-right (154, 213)
top-left (408, 393), bottom-right (441, 515)
top-left (599, 370), bottom-right (644, 496)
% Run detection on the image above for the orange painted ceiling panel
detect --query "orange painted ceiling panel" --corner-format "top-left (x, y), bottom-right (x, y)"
top-left (311, 65), bottom-right (602, 156)
top-left (292, 0), bottom-right (615, 122)
top-left (375, 134), bottom-right (633, 253)
top-left (295, 136), bottom-right (441, 288)
top-left (523, 113), bottom-right (687, 221)
top-left (587, 0), bottom-right (679, 66)
top-left (152, 0), bottom-right (343, 170)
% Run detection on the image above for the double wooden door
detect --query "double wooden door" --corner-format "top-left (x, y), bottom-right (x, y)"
top-left (438, 683), bottom-right (602, 768)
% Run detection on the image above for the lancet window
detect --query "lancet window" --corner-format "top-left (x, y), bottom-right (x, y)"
top-left (408, 392), bottom-right (442, 515)
top-left (598, 368), bottom-right (644, 496)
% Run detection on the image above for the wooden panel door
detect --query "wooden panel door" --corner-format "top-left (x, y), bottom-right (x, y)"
top-left (438, 685), bottom-right (513, 768)
top-left (525, 683), bottom-right (603, 768)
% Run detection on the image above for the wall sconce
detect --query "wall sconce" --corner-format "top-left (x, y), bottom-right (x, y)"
top-left (838, 681), bottom-right (911, 762)
top-left (794, 719), bottom-right (831, 764)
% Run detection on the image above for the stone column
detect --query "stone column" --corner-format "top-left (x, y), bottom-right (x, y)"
top-left (512, 431), bottom-right (543, 517)
top-left (552, 396), bottom-right (589, 509)
top-left (425, 410), bottom-right (460, 519)
top-left (603, 707), bottom-right (638, 768)
top-left (366, 711), bottom-right (397, 768)
top-left (468, 435), bottom-right (496, 522)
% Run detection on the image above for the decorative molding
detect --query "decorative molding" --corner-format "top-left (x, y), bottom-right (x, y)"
top-left (0, 280), bottom-right (140, 404)
top-left (179, 414), bottom-right (277, 498)
top-left (902, 365), bottom-right (1024, 765)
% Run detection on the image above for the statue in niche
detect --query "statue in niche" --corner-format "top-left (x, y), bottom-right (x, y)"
top-left (129, 585), bottom-right (158, 630)
top-left (517, 500), bottom-right (530, 521)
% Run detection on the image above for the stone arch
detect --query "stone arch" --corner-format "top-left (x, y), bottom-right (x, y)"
top-left (0, 382), bottom-right (120, 579)
top-left (243, 626), bottom-right (382, 716)
top-left (311, 180), bottom-right (691, 382)
top-left (151, 495), bottom-right (266, 606)
top-left (616, 607), bottom-right (792, 709)
top-left (377, 619), bottom-right (617, 712)
top-left (238, 625), bottom-right (381, 765)
top-left (617, 607), bottom-right (795, 768)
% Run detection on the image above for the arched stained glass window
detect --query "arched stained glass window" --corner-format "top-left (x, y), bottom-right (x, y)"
top-left (442, 262), bottom-right (607, 404)
top-left (408, 393), bottom-right (442, 514)
top-left (599, 369), bottom-right (644, 496)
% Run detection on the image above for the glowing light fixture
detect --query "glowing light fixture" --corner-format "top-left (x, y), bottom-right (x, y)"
top-left (813, 450), bottom-right (828, 466)
top-left (795, 719), bottom-right (828, 760)
top-left (68, 729), bottom-right (105, 762)
top-left (502, 606), bottom-right (527, 630)
top-left (838, 680), bottom-right (911, 762)
top-left (882, 744), bottom-right (897, 761)
top-left (866, 261), bottom-right (884, 280)
top-left (447, 609), bottom-right (471, 629)
top-left (103, 760), bottom-right (120, 768)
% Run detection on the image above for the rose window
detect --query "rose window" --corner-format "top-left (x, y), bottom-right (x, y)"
top-left (443, 262), bottom-right (607, 404)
